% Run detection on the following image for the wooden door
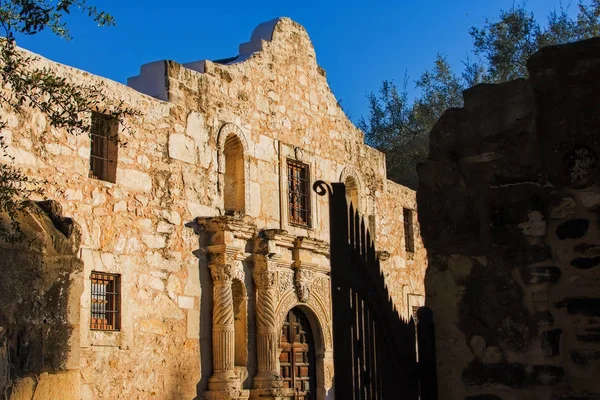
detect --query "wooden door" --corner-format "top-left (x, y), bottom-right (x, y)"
top-left (279, 307), bottom-right (316, 400)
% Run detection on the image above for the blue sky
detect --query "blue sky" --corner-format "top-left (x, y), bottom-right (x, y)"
top-left (15, 0), bottom-right (579, 121)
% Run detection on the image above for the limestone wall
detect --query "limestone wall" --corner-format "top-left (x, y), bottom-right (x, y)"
top-left (2, 52), bottom-right (203, 398)
top-left (130, 17), bottom-right (427, 318)
top-left (2, 17), bottom-right (427, 399)
top-left (418, 37), bottom-right (600, 399)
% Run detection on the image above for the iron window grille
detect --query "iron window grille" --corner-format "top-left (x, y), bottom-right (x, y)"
top-left (89, 112), bottom-right (118, 183)
top-left (287, 159), bottom-right (311, 227)
top-left (90, 272), bottom-right (120, 331)
top-left (403, 208), bottom-right (415, 253)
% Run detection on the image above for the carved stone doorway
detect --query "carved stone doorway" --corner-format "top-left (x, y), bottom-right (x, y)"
top-left (279, 307), bottom-right (316, 400)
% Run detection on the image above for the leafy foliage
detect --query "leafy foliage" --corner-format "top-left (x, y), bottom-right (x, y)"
top-left (361, 0), bottom-right (600, 189)
top-left (0, 1), bottom-right (135, 242)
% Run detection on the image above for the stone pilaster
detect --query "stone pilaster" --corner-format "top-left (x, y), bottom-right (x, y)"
top-left (208, 259), bottom-right (239, 391)
top-left (198, 216), bottom-right (255, 400)
top-left (252, 254), bottom-right (282, 390)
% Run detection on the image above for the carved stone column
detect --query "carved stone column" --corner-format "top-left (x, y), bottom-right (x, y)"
top-left (252, 254), bottom-right (282, 389)
top-left (208, 256), bottom-right (239, 391)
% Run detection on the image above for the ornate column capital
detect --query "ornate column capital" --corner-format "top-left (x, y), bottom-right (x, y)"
top-left (209, 252), bottom-right (244, 282)
top-left (253, 255), bottom-right (277, 288)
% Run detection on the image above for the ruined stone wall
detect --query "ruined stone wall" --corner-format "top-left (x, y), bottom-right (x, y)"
top-left (0, 202), bottom-right (83, 400)
top-left (418, 37), bottom-right (600, 399)
top-left (2, 17), bottom-right (427, 399)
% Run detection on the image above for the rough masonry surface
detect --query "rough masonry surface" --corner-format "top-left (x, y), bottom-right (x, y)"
top-left (1, 18), bottom-right (426, 400)
top-left (418, 37), bottom-right (600, 400)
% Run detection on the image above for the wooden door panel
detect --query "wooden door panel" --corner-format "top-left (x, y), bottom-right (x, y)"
top-left (279, 308), bottom-right (316, 400)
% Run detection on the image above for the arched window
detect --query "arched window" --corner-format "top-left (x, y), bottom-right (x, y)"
top-left (224, 135), bottom-right (245, 213)
top-left (344, 175), bottom-right (359, 210)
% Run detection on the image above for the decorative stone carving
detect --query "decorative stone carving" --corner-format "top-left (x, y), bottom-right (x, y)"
top-left (252, 254), bottom-right (283, 390)
top-left (209, 263), bottom-right (234, 282)
top-left (207, 248), bottom-right (246, 393)
top-left (278, 271), bottom-right (294, 294)
top-left (294, 269), bottom-right (315, 303)
top-left (253, 255), bottom-right (276, 288)
top-left (274, 290), bottom-right (333, 350)
top-left (306, 292), bottom-right (333, 348)
top-left (209, 254), bottom-right (245, 283)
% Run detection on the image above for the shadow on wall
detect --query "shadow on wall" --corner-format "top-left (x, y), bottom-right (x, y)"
top-left (325, 382), bottom-right (334, 399)
top-left (191, 221), bottom-right (258, 399)
top-left (187, 224), bottom-right (213, 399)
top-left (417, 37), bottom-right (600, 400)
top-left (0, 201), bottom-right (83, 399)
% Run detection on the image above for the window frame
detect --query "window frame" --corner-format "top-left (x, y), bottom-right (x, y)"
top-left (89, 111), bottom-right (119, 183)
top-left (90, 271), bottom-right (121, 332)
top-left (287, 158), bottom-right (312, 228)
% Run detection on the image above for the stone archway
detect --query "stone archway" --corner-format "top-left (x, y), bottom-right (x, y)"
top-left (275, 292), bottom-right (333, 400)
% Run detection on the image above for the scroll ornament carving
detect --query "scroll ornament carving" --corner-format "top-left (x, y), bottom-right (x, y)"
top-left (295, 269), bottom-right (315, 303)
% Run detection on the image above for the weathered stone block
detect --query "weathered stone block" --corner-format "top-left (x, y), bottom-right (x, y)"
top-left (168, 133), bottom-right (196, 164)
top-left (187, 309), bottom-right (200, 339)
top-left (116, 168), bottom-right (152, 192)
top-left (556, 219), bottom-right (590, 240)
top-left (521, 266), bottom-right (562, 284)
top-left (541, 329), bottom-right (562, 357)
top-left (571, 349), bottom-right (600, 367)
top-left (571, 256), bottom-right (600, 269)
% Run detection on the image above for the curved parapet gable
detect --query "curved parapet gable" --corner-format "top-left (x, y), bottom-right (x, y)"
top-left (184, 18), bottom-right (320, 71)
top-left (127, 17), bottom-right (369, 149)
top-left (233, 18), bottom-right (282, 63)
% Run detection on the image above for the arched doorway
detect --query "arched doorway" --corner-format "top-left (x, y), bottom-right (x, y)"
top-left (279, 307), bottom-right (317, 400)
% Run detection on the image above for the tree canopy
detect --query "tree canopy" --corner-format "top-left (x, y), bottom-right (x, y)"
top-left (359, 0), bottom-right (600, 189)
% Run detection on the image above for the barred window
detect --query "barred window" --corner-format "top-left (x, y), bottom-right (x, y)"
top-left (90, 272), bottom-right (120, 331)
top-left (89, 112), bottom-right (118, 183)
top-left (288, 159), bottom-right (311, 227)
top-left (403, 208), bottom-right (415, 253)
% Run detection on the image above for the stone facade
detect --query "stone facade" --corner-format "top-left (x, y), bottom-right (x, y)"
top-left (1, 18), bottom-right (426, 399)
top-left (418, 38), bottom-right (600, 399)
